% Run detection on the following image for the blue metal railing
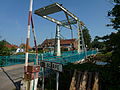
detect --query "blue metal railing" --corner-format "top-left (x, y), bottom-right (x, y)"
top-left (0, 50), bottom-right (97, 67)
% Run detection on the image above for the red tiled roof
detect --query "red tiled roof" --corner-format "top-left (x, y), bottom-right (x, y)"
top-left (5, 44), bottom-right (18, 49)
top-left (60, 39), bottom-right (76, 44)
top-left (39, 39), bottom-right (76, 47)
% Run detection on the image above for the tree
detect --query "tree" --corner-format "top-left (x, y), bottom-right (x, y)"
top-left (108, 0), bottom-right (120, 30)
top-left (91, 36), bottom-right (105, 50)
top-left (82, 27), bottom-right (91, 49)
top-left (107, 0), bottom-right (120, 67)
top-left (0, 40), bottom-right (10, 56)
top-left (108, 31), bottom-right (120, 66)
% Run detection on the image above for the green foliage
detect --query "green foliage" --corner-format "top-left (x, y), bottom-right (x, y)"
top-left (15, 52), bottom-right (25, 55)
top-left (105, 52), bottom-right (112, 57)
top-left (114, 0), bottom-right (120, 3)
top-left (96, 52), bottom-right (112, 62)
top-left (38, 50), bottom-right (43, 53)
top-left (10, 47), bottom-right (16, 52)
top-left (0, 40), bottom-right (10, 56)
top-left (99, 31), bottom-right (120, 66)
top-left (108, 0), bottom-right (120, 30)
top-left (82, 28), bottom-right (92, 49)
top-left (91, 36), bottom-right (105, 49)
top-left (112, 38), bottom-right (120, 66)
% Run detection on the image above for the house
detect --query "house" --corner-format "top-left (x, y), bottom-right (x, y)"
top-left (5, 44), bottom-right (18, 49)
top-left (19, 43), bottom-right (32, 51)
top-left (37, 38), bottom-right (78, 52)
top-left (16, 48), bottom-right (24, 53)
top-left (60, 39), bottom-right (78, 51)
top-left (5, 44), bottom-right (19, 54)
top-left (37, 39), bottom-right (55, 52)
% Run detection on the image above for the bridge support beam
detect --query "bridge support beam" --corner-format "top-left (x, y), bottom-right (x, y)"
top-left (77, 21), bottom-right (82, 53)
top-left (56, 24), bottom-right (61, 56)
top-left (77, 21), bottom-right (87, 58)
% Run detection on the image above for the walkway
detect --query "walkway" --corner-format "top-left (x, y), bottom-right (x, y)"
top-left (0, 63), bottom-right (34, 90)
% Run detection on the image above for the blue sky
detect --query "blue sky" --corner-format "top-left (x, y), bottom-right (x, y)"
top-left (0, 0), bottom-right (115, 46)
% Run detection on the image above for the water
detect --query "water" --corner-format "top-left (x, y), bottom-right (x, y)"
top-left (95, 61), bottom-right (108, 65)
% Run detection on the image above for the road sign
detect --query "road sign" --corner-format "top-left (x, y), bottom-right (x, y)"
top-left (40, 61), bottom-right (63, 72)
top-left (52, 62), bottom-right (62, 72)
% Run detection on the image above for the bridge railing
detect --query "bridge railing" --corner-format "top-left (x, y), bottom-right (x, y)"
top-left (0, 50), bottom-right (97, 67)
top-left (39, 50), bottom-right (97, 64)
top-left (0, 54), bottom-right (35, 67)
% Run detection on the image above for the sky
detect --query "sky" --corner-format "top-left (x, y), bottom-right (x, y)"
top-left (0, 0), bottom-right (115, 47)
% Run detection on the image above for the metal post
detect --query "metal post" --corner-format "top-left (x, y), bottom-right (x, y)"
top-left (24, 0), bottom-right (34, 90)
top-left (31, 16), bottom-right (39, 90)
top-left (56, 24), bottom-right (61, 56)
top-left (55, 25), bottom-right (61, 90)
top-left (56, 72), bottom-right (59, 90)
top-left (41, 54), bottom-right (44, 90)
top-left (31, 16), bottom-right (38, 65)
top-left (25, 0), bottom-right (33, 67)
top-left (77, 21), bottom-right (81, 53)
top-left (80, 24), bottom-right (87, 58)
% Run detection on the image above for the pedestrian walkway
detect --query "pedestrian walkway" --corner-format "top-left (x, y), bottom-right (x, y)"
top-left (0, 63), bottom-right (34, 90)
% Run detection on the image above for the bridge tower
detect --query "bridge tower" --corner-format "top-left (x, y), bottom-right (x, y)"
top-left (77, 21), bottom-right (87, 54)
top-left (54, 24), bottom-right (61, 56)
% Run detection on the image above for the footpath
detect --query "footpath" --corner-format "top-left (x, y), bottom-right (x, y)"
top-left (0, 64), bottom-right (26, 90)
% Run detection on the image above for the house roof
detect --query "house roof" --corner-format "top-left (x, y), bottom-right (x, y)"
top-left (38, 38), bottom-right (76, 48)
top-left (61, 39), bottom-right (76, 45)
top-left (5, 44), bottom-right (18, 49)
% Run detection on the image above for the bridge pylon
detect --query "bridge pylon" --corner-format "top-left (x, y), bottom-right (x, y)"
top-left (54, 24), bottom-right (61, 56)
top-left (77, 21), bottom-right (87, 55)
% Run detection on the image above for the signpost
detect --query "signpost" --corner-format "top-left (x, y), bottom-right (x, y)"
top-left (40, 61), bottom-right (63, 72)
top-left (40, 60), bottom-right (63, 90)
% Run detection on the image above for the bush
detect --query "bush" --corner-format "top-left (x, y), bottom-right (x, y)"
top-left (95, 52), bottom-right (112, 62)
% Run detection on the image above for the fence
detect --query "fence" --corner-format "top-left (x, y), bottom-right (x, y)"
top-left (0, 50), bottom-right (97, 67)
